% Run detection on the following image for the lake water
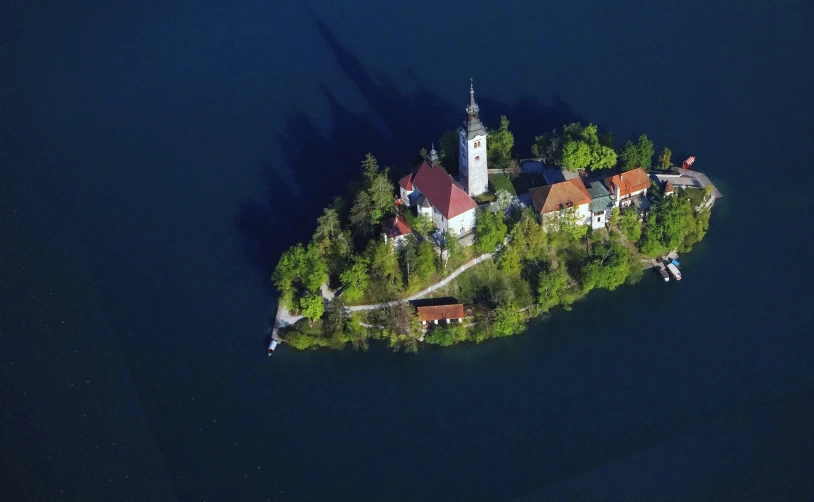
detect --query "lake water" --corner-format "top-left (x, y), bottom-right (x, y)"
top-left (2, 1), bottom-right (813, 500)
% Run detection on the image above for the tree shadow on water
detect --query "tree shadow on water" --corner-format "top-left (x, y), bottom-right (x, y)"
top-left (236, 8), bottom-right (586, 288)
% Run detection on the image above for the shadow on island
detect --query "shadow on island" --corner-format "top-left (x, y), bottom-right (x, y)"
top-left (236, 7), bottom-right (586, 289)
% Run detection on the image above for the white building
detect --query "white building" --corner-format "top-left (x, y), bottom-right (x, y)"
top-left (398, 160), bottom-right (478, 236)
top-left (584, 179), bottom-right (614, 230)
top-left (458, 82), bottom-right (488, 197)
top-left (529, 178), bottom-right (592, 231)
top-left (605, 168), bottom-right (650, 208)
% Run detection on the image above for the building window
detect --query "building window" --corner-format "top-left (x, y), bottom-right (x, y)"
top-left (596, 217), bottom-right (601, 222)
top-left (475, 156), bottom-right (480, 161)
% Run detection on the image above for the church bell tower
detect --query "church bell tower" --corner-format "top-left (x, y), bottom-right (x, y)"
top-left (458, 80), bottom-right (488, 197)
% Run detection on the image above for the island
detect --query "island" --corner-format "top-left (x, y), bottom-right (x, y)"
top-left (269, 83), bottom-right (721, 353)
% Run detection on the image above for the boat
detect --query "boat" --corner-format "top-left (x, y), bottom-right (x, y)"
top-left (671, 259), bottom-right (680, 268)
top-left (657, 266), bottom-right (670, 282)
top-left (682, 156), bottom-right (696, 169)
top-left (666, 263), bottom-right (682, 281)
top-left (267, 339), bottom-right (278, 356)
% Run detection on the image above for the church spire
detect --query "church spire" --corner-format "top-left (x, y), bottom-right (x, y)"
top-left (463, 79), bottom-right (485, 140)
top-left (429, 143), bottom-right (439, 165)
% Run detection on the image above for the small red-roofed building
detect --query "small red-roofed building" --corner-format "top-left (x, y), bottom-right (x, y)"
top-left (381, 215), bottom-right (413, 247)
top-left (417, 303), bottom-right (465, 326)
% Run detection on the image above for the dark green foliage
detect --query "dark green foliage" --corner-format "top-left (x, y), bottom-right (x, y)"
top-left (339, 255), bottom-right (370, 302)
top-left (537, 265), bottom-right (570, 312)
top-left (272, 243), bottom-right (328, 311)
top-left (425, 322), bottom-right (467, 346)
top-left (487, 115), bottom-right (515, 169)
top-left (475, 209), bottom-right (507, 253)
top-left (639, 195), bottom-right (695, 257)
top-left (536, 123), bottom-right (617, 171)
top-left (491, 302), bottom-right (525, 337)
top-left (620, 207), bottom-right (642, 243)
top-left (620, 135), bottom-right (655, 171)
top-left (658, 147), bottom-right (672, 169)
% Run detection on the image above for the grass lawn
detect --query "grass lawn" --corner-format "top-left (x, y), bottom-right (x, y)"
top-left (489, 173), bottom-right (546, 196)
top-left (488, 173), bottom-right (516, 195)
top-left (682, 187), bottom-right (707, 208)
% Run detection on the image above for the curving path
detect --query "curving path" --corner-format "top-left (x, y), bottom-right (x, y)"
top-left (347, 253), bottom-right (493, 311)
top-left (271, 252), bottom-right (494, 340)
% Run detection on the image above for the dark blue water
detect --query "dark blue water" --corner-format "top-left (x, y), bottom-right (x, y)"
top-left (2, 1), bottom-right (813, 500)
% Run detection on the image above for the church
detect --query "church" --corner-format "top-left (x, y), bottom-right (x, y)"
top-left (398, 83), bottom-right (489, 237)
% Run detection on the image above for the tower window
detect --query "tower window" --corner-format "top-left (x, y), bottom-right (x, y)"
top-left (475, 156), bottom-right (480, 161)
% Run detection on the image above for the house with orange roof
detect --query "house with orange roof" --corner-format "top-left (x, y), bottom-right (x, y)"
top-left (529, 178), bottom-right (593, 230)
top-left (605, 167), bottom-right (650, 208)
top-left (399, 159), bottom-right (478, 236)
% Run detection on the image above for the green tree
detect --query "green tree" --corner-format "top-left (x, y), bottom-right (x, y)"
top-left (271, 244), bottom-right (306, 310)
top-left (302, 244), bottom-right (328, 293)
top-left (498, 243), bottom-right (522, 277)
top-left (637, 135), bottom-right (655, 171)
top-left (639, 195), bottom-right (695, 257)
top-left (411, 214), bottom-right (434, 235)
top-left (361, 152), bottom-right (380, 183)
top-left (368, 171), bottom-right (395, 221)
top-left (608, 207), bottom-right (621, 229)
top-left (271, 243), bottom-right (327, 310)
top-left (590, 145), bottom-right (618, 170)
top-left (619, 141), bottom-right (639, 171)
top-left (658, 147), bottom-right (672, 169)
top-left (531, 130), bottom-right (561, 163)
top-left (339, 256), bottom-right (370, 302)
top-left (492, 302), bottom-right (524, 337)
top-left (620, 135), bottom-right (655, 171)
top-left (581, 240), bottom-right (634, 292)
top-left (349, 191), bottom-right (375, 237)
top-left (537, 265), bottom-right (569, 312)
top-left (426, 322), bottom-right (467, 346)
top-left (543, 207), bottom-right (588, 241)
top-left (620, 208), bottom-right (642, 242)
top-left (487, 115), bottom-right (515, 169)
top-left (494, 189), bottom-right (514, 213)
top-left (414, 240), bottom-right (438, 282)
top-left (560, 140), bottom-right (592, 171)
top-left (366, 240), bottom-right (402, 293)
top-left (475, 209), bottom-right (507, 253)
top-left (321, 297), bottom-right (350, 346)
top-left (442, 232), bottom-right (462, 271)
top-left (300, 293), bottom-right (324, 326)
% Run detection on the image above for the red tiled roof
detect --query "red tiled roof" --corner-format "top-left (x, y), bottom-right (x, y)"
top-left (398, 173), bottom-right (413, 191)
top-left (529, 178), bottom-right (592, 215)
top-left (664, 180), bottom-right (674, 193)
top-left (605, 168), bottom-right (650, 198)
top-left (417, 304), bottom-right (465, 322)
top-left (411, 161), bottom-right (477, 219)
top-left (381, 215), bottom-right (412, 238)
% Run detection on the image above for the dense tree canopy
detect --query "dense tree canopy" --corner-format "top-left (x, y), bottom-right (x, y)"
top-left (475, 209), bottom-right (507, 253)
top-left (639, 195), bottom-right (695, 257)
top-left (620, 135), bottom-right (655, 171)
top-left (534, 122), bottom-right (617, 171)
top-left (339, 256), bottom-right (370, 302)
top-left (487, 115), bottom-right (515, 169)
top-left (272, 243), bottom-right (328, 311)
